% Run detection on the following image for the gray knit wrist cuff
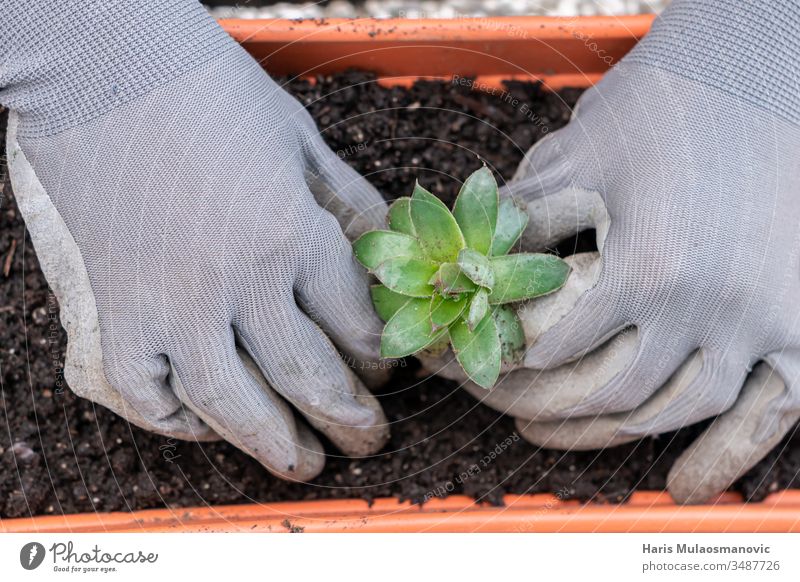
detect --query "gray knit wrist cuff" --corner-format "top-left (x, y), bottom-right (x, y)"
top-left (0, 0), bottom-right (236, 138)
top-left (624, 0), bottom-right (800, 125)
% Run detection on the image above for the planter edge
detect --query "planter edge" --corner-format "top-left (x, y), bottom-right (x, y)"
top-left (3, 491), bottom-right (800, 533)
top-left (222, 15), bottom-right (654, 89)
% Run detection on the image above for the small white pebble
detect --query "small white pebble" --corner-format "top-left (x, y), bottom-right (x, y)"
top-left (12, 442), bottom-right (37, 461)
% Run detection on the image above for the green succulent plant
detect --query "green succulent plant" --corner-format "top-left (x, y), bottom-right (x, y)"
top-left (353, 167), bottom-right (570, 389)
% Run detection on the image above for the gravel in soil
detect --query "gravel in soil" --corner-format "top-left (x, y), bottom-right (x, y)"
top-left (1, 72), bottom-right (797, 519)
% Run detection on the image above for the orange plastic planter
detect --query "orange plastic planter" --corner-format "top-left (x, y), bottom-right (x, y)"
top-left (223, 15), bottom-right (653, 89)
top-left (3, 15), bottom-right (799, 533)
top-left (4, 492), bottom-right (800, 533)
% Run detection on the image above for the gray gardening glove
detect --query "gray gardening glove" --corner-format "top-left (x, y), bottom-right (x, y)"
top-left (430, 254), bottom-right (800, 504)
top-left (425, 0), bottom-right (800, 503)
top-left (1, 0), bottom-right (389, 481)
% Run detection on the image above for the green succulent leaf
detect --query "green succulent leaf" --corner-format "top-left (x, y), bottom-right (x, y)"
top-left (457, 248), bottom-right (495, 289)
top-left (430, 294), bottom-right (468, 331)
top-left (353, 230), bottom-right (424, 271)
top-left (381, 298), bottom-right (447, 358)
top-left (374, 258), bottom-right (438, 298)
top-left (490, 197), bottom-right (529, 256)
top-left (430, 262), bottom-right (478, 297)
top-left (449, 312), bottom-right (501, 389)
top-left (489, 253), bottom-right (570, 304)
top-left (370, 284), bottom-right (411, 322)
top-left (492, 305), bottom-right (525, 365)
top-left (410, 182), bottom-right (465, 263)
top-left (453, 167), bottom-right (498, 255)
top-left (466, 288), bottom-right (489, 331)
top-left (387, 197), bottom-right (415, 236)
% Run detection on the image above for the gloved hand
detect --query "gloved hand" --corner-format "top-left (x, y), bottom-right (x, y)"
top-left (424, 0), bottom-right (800, 503)
top-left (427, 253), bottom-right (800, 503)
top-left (2, 0), bottom-right (389, 481)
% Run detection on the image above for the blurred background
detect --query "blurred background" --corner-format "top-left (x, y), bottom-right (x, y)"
top-left (205, 0), bottom-right (668, 19)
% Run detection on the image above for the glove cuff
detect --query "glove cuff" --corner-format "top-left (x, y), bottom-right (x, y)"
top-left (0, 0), bottom-right (235, 138)
top-left (624, 0), bottom-right (800, 125)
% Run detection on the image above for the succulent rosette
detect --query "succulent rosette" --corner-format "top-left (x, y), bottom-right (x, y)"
top-left (353, 167), bottom-right (570, 388)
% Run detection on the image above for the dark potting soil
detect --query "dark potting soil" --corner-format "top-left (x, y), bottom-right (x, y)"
top-left (1, 71), bottom-right (798, 520)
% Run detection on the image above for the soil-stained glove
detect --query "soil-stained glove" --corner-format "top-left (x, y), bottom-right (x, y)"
top-left (1, 0), bottom-right (390, 481)
top-left (426, 253), bottom-right (800, 504)
top-left (426, 0), bottom-right (800, 503)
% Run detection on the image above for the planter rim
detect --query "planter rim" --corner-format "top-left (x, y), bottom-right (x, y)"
top-left (224, 14), bottom-right (655, 89)
top-left (221, 14), bottom-right (656, 41)
top-left (5, 14), bottom-right (795, 533)
top-left (3, 491), bottom-right (800, 533)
